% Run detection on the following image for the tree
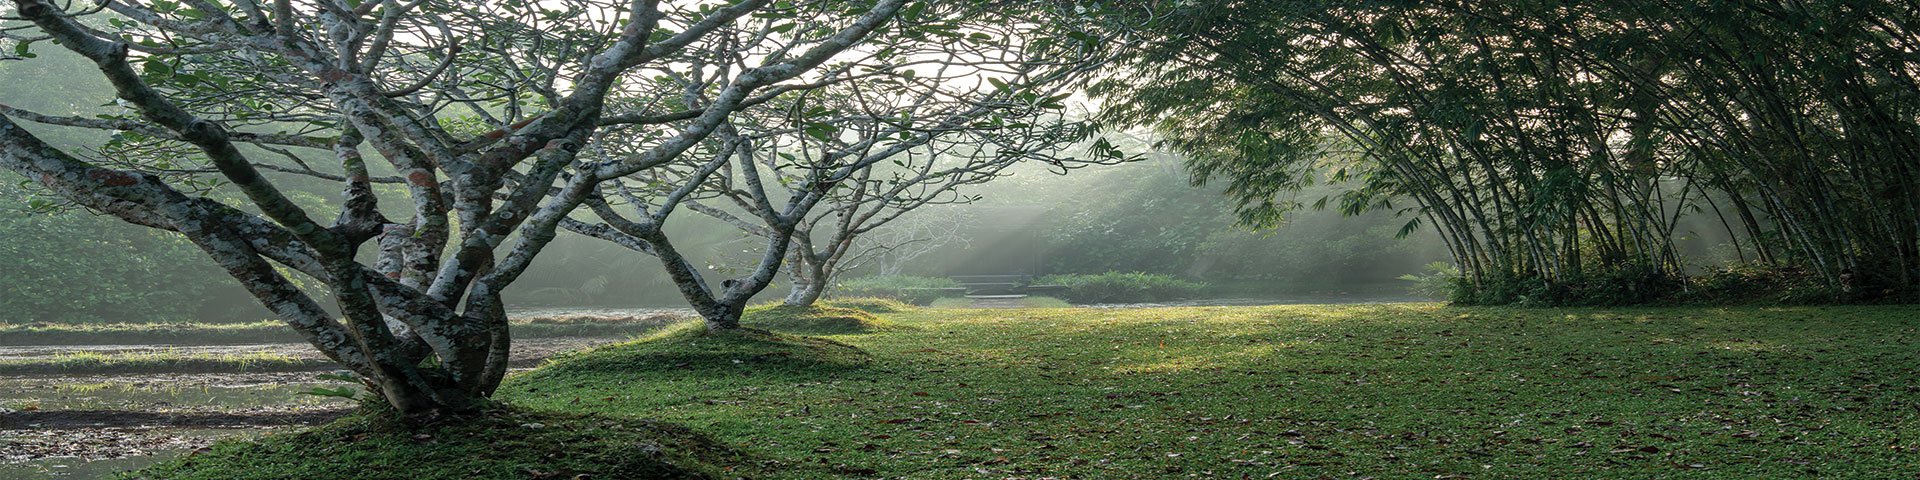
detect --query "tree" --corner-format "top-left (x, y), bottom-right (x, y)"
top-left (1088, 0), bottom-right (1920, 304)
top-left (558, 1), bottom-right (1127, 322)
top-left (0, 0), bottom-right (916, 417)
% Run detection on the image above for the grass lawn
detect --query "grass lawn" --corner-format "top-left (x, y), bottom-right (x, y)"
top-left (148, 302), bottom-right (1920, 478)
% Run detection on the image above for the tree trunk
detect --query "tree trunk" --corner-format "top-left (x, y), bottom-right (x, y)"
top-left (785, 278), bottom-right (828, 306)
top-left (702, 301), bottom-right (746, 331)
top-left (783, 253), bottom-right (829, 306)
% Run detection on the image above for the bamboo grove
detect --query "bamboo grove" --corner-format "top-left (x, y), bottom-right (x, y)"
top-left (1092, 0), bottom-right (1920, 304)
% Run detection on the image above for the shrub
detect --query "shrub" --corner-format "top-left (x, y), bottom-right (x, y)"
top-left (1397, 262), bottom-right (1460, 300)
top-left (1036, 272), bottom-right (1208, 303)
top-left (831, 276), bottom-right (962, 305)
top-left (1692, 264), bottom-right (1841, 305)
top-left (1445, 265), bottom-right (1680, 307)
top-left (1441, 262), bottom-right (1866, 307)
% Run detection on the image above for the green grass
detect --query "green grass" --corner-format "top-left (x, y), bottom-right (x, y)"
top-left (0, 314), bottom-right (682, 346)
top-left (1013, 296), bottom-right (1072, 308)
top-left (0, 350), bottom-right (321, 375)
top-left (144, 303), bottom-right (1920, 478)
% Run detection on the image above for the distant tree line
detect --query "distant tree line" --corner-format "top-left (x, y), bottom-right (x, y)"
top-left (1092, 0), bottom-right (1920, 304)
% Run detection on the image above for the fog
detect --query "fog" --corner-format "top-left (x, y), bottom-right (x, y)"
top-left (0, 45), bottom-right (1476, 323)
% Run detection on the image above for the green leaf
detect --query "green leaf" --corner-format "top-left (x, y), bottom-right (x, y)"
top-left (804, 123), bottom-right (838, 141)
top-left (142, 59), bottom-right (174, 79)
top-left (987, 77), bottom-right (1010, 93)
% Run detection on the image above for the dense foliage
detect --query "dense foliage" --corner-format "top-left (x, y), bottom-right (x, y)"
top-left (1092, 0), bottom-right (1920, 305)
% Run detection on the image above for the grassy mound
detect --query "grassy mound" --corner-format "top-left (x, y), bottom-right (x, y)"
top-left (740, 304), bottom-right (897, 335)
top-left (495, 323), bottom-right (878, 477)
top-left (520, 324), bottom-right (869, 382)
top-left (128, 407), bottom-right (741, 480)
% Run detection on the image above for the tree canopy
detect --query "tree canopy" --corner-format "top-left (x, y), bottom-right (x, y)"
top-left (1092, 0), bottom-right (1920, 304)
top-left (0, 0), bottom-right (1112, 416)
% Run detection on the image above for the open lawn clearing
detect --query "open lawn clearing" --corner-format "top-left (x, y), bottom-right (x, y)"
top-left (502, 303), bottom-right (1920, 478)
top-left (143, 303), bottom-right (1920, 478)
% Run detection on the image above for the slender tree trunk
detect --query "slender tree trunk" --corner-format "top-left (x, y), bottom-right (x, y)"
top-left (783, 252), bottom-right (830, 306)
top-left (784, 279), bottom-right (828, 306)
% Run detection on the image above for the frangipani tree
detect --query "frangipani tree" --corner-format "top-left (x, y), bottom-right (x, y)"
top-left (0, 0), bottom-right (920, 417)
top-left (557, 2), bottom-right (1129, 324)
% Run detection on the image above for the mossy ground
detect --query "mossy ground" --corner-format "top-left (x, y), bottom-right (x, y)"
top-left (129, 405), bottom-right (744, 480)
top-left (141, 303), bottom-right (1920, 478)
